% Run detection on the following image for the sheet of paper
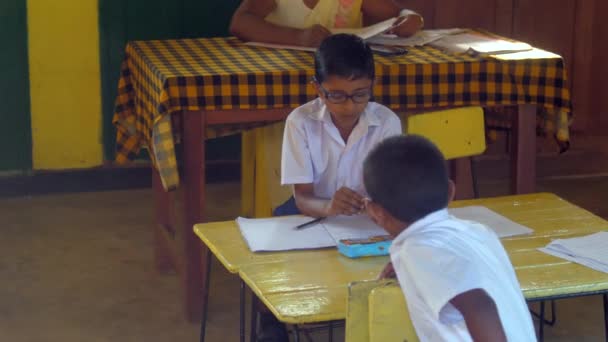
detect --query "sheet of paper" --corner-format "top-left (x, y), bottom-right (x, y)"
top-left (552, 232), bottom-right (608, 262)
top-left (539, 247), bottom-right (608, 274)
top-left (431, 32), bottom-right (532, 54)
top-left (449, 206), bottom-right (534, 238)
top-left (321, 215), bottom-right (389, 242)
top-left (539, 232), bottom-right (608, 274)
top-left (236, 216), bottom-right (336, 252)
top-left (491, 48), bottom-right (561, 60)
top-left (331, 17), bottom-right (398, 40)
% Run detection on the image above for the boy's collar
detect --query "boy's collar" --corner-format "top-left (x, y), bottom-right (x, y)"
top-left (310, 100), bottom-right (381, 127)
top-left (391, 208), bottom-right (450, 245)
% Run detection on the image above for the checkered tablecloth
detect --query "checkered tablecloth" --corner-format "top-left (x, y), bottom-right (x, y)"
top-left (113, 36), bottom-right (572, 191)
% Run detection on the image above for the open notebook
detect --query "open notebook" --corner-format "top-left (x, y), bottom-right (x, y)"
top-left (366, 28), bottom-right (467, 47)
top-left (243, 17), bottom-right (400, 52)
top-left (237, 206), bottom-right (533, 252)
top-left (237, 215), bottom-right (387, 252)
top-left (330, 17), bottom-right (399, 40)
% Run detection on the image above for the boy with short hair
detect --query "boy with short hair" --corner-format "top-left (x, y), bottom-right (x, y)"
top-left (261, 33), bottom-right (402, 341)
top-left (277, 33), bottom-right (402, 217)
top-left (363, 135), bottom-right (536, 341)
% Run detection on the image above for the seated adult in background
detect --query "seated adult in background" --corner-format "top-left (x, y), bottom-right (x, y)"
top-left (230, 0), bottom-right (424, 47)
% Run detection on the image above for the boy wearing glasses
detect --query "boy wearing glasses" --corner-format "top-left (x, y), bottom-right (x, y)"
top-left (255, 32), bottom-right (400, 342)
top-left (277, 33), bottom-right (402, 217)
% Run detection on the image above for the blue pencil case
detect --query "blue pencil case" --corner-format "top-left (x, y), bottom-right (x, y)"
top-left (337, 235), bottom-right (392, 258)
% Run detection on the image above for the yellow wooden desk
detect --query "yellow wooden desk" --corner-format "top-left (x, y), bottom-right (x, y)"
top-left (195, 193), bottom-right (608, 341)
top-left (194, 220), bottom-right (359, 341)
top-left (115, 35), bottom-right (573, 321)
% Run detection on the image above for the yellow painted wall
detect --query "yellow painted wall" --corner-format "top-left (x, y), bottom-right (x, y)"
top-left (27, 0), bottom-right (103, 169)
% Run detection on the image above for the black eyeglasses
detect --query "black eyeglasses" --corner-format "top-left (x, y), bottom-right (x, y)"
top-left (313, 79), bottom-right (373, 104)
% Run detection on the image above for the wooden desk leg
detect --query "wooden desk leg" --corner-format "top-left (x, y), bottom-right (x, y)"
top-left (182, 111), bottom-right (209, 322)
top-left (603, 294), bottom-right (607, 342)
top-left (153, 167), bottom-right (175, 273)
top-left (538, 300), bottom-right (546, 342)
top-left (250, 290), bottom-right (259, 341)
top-left (511, 104), bottom-right (537, 194)
top-left (239, 279), bottom-right (246, 342)
top-left (451, 158), bottom-right (475, 200)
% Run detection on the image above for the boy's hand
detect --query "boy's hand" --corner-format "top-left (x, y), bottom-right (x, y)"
top-left (297, 25), bottom-right (331, 47)
top-left (326, 187), bottom-right (365, 216)
top-left (377, 262), bottom-right (396, 280)
top-left (390, 15), bottom-right (423, 37)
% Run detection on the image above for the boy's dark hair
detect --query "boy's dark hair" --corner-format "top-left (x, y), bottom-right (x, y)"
top-left (314, 34), bottom-right (375, 83)
top-left (363, 135), bottom-right (449, 223)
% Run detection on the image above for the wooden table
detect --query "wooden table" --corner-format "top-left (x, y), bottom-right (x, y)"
top-left (113, 36), bottom-right (572, 320)
top-left (196, 193), bottom-right (608, 341)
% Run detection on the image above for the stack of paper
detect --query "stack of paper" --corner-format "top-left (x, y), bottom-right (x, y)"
top-left (539, 232), bottom-right (608, 274)
top-left (430, 32), bottom-right (532, 55)
top-left (366, 28), bottom-right (467, 47)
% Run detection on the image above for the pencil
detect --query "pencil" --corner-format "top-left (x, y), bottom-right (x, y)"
top-left (294, 217), bottom-right (325, 230)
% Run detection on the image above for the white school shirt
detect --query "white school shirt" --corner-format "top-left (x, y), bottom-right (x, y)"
top-left (281, 98), bottom-right (402, 198)
top-left (389, 209), bottom-right (536, 342)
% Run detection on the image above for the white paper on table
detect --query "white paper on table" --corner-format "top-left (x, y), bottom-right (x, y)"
top-left (366, 28), bottom-right (467, 47)
top-left (540, 246), bottom-right (608, 274)
top-left (539, 232), bottom-right (608, 274)
top-left (449, 206), bottom-right (534, 238)
top-left (431, 32), bottom-right (532, 54)
top-left (321, 214), bottom-right (389, 242)
top-left (490, 48), bottom-right (561, 60)
top-left (236, 216), bottom-right (336, 252)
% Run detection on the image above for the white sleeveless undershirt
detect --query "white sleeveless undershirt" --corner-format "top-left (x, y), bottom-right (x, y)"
top-left (265, 0), bottom-right (314, 29)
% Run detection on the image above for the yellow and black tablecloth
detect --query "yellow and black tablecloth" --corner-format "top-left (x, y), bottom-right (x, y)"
top-left (113, 37), bottom-right (572, 191)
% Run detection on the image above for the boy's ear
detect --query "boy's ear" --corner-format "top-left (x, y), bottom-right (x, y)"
top-left (311, 81), bottom-right (323, 98)
top-left (448, 179), bottom-right (456, 203)
top-left (367, 201), bottom-right (405, 237)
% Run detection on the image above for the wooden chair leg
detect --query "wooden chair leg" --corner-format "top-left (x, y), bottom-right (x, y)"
top-left (511, 104), bottom-right (537, 194)
top-left (241, 130), bottom-right (256, 218)
top-left (451, 158), bottom-right (475, 200)
top-left (198, 251), bottom-right (212, 341)
top-left (470, 157), bottom-right (479, 199)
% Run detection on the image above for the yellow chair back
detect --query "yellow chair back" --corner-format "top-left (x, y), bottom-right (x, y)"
top-left (406, 106), bottom-right (486, 160)
top-left (346, 280), bottom-right (419, 342)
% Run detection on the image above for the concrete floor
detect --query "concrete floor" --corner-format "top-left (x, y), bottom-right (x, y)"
top-left (1, 178), bottom-right (607, 341)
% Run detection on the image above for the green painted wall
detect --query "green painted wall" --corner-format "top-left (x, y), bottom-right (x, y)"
top-left (99, 0), bottom-right (242, 162)
top-left (0, 0), bottom-right (32, 171)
